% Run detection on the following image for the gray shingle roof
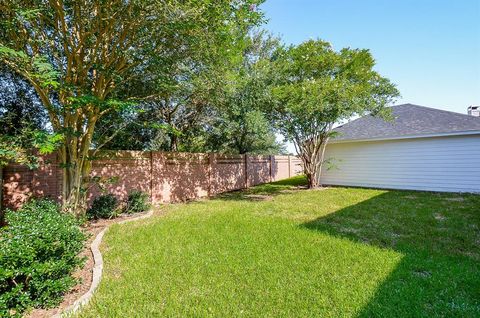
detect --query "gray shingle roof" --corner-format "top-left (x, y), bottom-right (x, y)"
top-left (333, 103), bottom-right (480, 141)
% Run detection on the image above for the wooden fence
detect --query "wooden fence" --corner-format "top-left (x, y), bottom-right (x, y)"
top-left (2, 151), bottom-right (303, 209)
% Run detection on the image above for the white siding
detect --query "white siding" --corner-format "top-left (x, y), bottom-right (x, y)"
top-left (321, 135), bottom-right (480, 193)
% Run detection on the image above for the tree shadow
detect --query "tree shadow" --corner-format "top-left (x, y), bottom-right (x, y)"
top-left (2, 154), bottom-right (61, 209)
top-left (300, 191), bottom-right (480, 317)
top-left (217, 175), bottom-right (308, 201)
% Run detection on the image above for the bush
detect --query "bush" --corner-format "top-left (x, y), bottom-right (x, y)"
top-left (125, 190), bottom-right (150, 214)
top-left (0, 199), bottom-right (86, 317)
top-left (87, 194), bottom-right (119, 220)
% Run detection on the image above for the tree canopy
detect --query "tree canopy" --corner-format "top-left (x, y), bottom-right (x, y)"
top-left (93, 30), bottom-right (285, 154)
top-left (0, 1), bottom-right (400, 214)
top-left (0, 0), bottom-right (265, 214)
top-left (191, 31), bottom-right (284, 154)
top-left (272, 40), bottom-right (399, 188)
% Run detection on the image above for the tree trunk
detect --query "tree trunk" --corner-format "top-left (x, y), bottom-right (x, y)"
top-left (304, 162), bottom-right (321, 188)
top-left (170, 133), bottom-right (178, 152)
top-left (62, 159), bottom-right (92, 216)
top-left (61, 115), bottom-right (98, 216)
top-left (296, 134), bottom-right (330, 189)
top-left (306, 171), bottom-right (319, 188)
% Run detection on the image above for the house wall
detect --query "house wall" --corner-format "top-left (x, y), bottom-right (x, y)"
top-left (2, 152), bottom-right (303, 209)
top-left (321, 134), bottom-right (480, 193)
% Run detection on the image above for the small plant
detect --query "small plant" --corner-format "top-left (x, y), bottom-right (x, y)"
top-left (125, 190), bottom-right (150, 214)
top-left (87, 194), bottom-right (119, 219)
top-left (0, 199), bottom-right (86, 317)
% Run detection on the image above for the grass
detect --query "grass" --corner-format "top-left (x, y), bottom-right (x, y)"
top-left (78, 176), bottom-right (480, 317)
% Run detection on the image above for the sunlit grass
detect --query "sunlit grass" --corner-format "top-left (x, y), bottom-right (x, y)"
top-left (78, 176), bottom-right (480, 317)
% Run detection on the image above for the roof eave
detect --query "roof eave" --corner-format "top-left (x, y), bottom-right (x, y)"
top-left (329, 130), bottom-right (480, 144)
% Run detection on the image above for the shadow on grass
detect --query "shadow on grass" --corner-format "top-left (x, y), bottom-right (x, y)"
top-left (210, 176), bottom-right (479, 315)
top-left (301, 191), bottom-right (480, 317)
top-left (217, 175), bottom-right (308, 201)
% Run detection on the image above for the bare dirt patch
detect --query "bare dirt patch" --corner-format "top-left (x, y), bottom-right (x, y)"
top-left (311, 186), bottom-right (330, 191)
top-left (413, 270), bottom-right (432, 278)
top-left (444, 197), bottom-right (465, 202)
top-left (279, 189), bottom-right (296, 194)
top-left (434, 213), bottom-right (447, 221)
top-left (244, 194), bottom-right (273, 201)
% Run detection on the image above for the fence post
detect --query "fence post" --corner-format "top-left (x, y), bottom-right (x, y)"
top-left (244, 154), bottom-right (249, 188)
top-left (269, 155), bottom-right (273, 182)
top-left (149, 151), bottom-right (154, 203)
top-left (288, 155), bottom-right (291, 178)
top-left (56, 153), bottom-right (62, 204)
top-left (208, 153), bottom-right (214, 196)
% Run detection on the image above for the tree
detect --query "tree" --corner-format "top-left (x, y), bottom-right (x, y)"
top-left (272, 40), bottom-right (399, 188)
top-left (204, 31), bottom-right (284, 154)
top-left (95, 2), bottom-right (265, 153)
top-left (0, 0), bottom-right (264, 215)
top-left (93, 63), bottom-right (227, 153)
top-left (93, 30), bottom-right (284, 155)
top-left (205, 107), bottom-right (285, 154)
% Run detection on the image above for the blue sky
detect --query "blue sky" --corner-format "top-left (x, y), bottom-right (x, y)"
top-left (261, 0), bottom-right (480, 115)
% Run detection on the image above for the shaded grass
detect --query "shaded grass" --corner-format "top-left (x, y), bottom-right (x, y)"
top-left (78, 176), bottom-right (480, 317)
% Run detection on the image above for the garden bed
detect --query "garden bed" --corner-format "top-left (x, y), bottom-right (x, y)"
top-left (26, 211), bottom-right (157, 318)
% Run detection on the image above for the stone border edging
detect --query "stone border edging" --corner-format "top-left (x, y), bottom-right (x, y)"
top-left (52, 209), bottom-right (155, 318)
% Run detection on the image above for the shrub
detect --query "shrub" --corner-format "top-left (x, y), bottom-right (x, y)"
top-left (125, 190), bottom-right (150, 214)
top-left (0, 199), bottom-right (86, 317)
top-left (87, 194), bottom-right (119, 219)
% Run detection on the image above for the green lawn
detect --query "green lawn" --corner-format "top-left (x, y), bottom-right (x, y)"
top-left (78, 176), bottom-right (480, 317)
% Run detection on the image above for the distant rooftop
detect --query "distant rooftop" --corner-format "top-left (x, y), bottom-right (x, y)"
top-left (333, 103), bottom-right (480, 142)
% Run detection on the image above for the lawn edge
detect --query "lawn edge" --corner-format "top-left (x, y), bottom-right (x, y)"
top-left (52, 209), bottom-right (155, 318)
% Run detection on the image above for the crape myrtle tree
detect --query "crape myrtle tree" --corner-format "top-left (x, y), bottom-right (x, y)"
top-left (272, 40), bottom-right (399, 188)
top-left (0, 0), bottom-right (264, 215)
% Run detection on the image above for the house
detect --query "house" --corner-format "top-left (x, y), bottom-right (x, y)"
top-left (321, 104), bottom-right (480, 193)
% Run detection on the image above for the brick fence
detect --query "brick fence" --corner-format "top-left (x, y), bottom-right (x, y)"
top-left (2, 151), bottom-right (303, 209)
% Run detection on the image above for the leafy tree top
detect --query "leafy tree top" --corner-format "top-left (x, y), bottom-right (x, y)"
top-left (272, 39), bottom-right (399, 142)
top-left (271, 39), bottom-right (400, 188)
